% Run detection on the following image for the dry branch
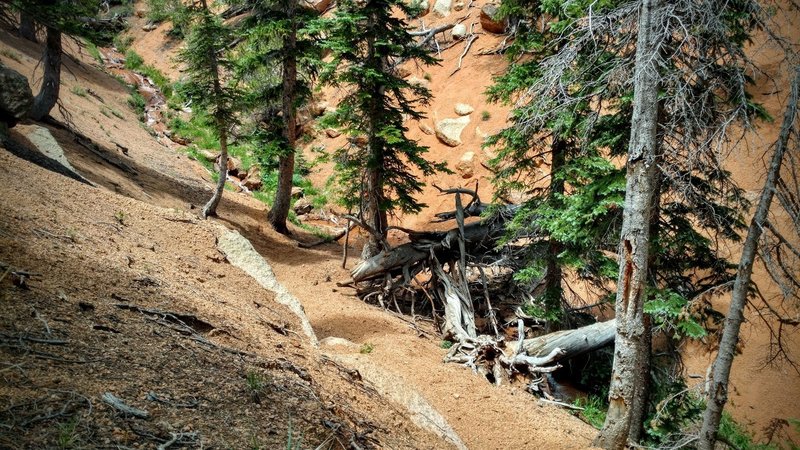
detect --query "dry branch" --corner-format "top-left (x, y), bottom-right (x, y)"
top-left (102, 392), bottom-right (149, 418)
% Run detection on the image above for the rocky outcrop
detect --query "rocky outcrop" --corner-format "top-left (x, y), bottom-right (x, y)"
top-left (435, 116), bottom-right (470, 147)
top-left (16, 124), bottom-right (79, 174)
top-left (216, 229), bottom-right (318, 345)
top-left (0, 65), bottom-right (33, 133)
top-left (480, 4), bottom-right (507, 34)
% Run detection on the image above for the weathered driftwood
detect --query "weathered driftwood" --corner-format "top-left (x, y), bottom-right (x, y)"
top-left (350, 218), bottom-right (506, 282)
top-left (522, 318), bottom-right (616, 364)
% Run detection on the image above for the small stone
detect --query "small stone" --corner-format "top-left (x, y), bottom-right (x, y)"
top-left (294, 198), bottom-right (313, 215)
top-left (291, 187), bottom-right (304, 198)
top-left (325, 128), bottom-right (341, 138)
top-left (435, 115), bottom-right (471, 147)
top-left (407, 76), bottom-right (430, 90)
top-left (451, 23), bottom-right (468, 40)
top-left (454, 103), bottom-right (474, 115)
top-left (455, 151), bottom-right (475, 179)
top-left (142, 22), bottom-right (157, 32)
top-left (433, 0), bottom-right (452, 17)
top-left (453, 1), bottom-right (464, 10)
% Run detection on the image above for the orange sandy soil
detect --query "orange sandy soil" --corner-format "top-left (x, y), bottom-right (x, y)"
top-left (1, 0), bottom-right (799, 447)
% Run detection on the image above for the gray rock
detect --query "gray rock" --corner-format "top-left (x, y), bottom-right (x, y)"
top-left (454, 103), bottom-right (474, 115)
top-left (435, 116), bottom-right (470, 147)
top-left (433, 0), bottom-right (452, 17)
top-left (0, 65), bottom-right (33, 127)
top-left (16, 124), bottom-right (79, 174)
top-left (451, 23), bottom-right (468, 40)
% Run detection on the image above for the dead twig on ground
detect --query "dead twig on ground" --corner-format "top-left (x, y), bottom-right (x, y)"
top-left (102, 392), bottom-right (149, 419)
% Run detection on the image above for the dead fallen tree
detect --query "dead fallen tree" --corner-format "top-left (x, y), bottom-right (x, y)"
top-left (344, 185), bottom-right (616, 398)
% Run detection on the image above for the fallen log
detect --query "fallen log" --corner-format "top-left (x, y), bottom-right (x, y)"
top-left (521, 319), bottom-right (616, 364)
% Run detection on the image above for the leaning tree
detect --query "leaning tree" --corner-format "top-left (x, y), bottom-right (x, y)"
top-left (179, 0), bottom-right (238, 218)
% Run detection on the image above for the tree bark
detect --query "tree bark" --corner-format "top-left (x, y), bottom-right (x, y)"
top-left (199, 0), bottom-right (228, 219)
top-left (361, 12), bottom-right (388, 260)
top-left (696, 65), bottom-right (800, 450)
top-left (268, 1), bottom-right (298, 235)
top-left (545, 138), bottom-right (566, 331)
top-left (202, 129), bottom-right (228, 218)
top-left (521, 319), bottom-right (616, 364)
top-left (29, 27), bottom-right (61, 121)
top-left (19, 12), bottom-right (37, 42)
top-left (594, 0), bottom-right (663, 448)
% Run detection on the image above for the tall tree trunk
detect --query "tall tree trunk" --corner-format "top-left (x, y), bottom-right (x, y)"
top-left (545, 138), bottom-right (566, 331)
top-left (29, 26), bottom-right (61, 121)
top-left (696, 65), bottom-right (800, 450)
top-left (594, 0), bottom-right (663, 448)
top-left (268, 1), bottom-right (298, 235)
top-left (361, 12), bottom-right (388, 260)
top-left (199, 0), bottom-right (227, 219)
top-left (19, 12), bottom-right (37, 42)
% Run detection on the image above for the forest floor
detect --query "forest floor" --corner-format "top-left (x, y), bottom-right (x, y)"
top-left (1, 0), bottom-right (799, 447)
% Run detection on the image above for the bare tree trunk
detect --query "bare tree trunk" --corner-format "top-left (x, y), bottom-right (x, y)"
top-left (202, 129), bottom-right (228, 218)
top-left (545, 138), bottom-right (566, 330)
top-left (19, 12), bottom-right (37, 42)
top-left (268, 1), bottom-right (298, 235)
top-left (521, 319), bottom-right (616, 363)
top-left (594, 0), bottom-right (663, 448)
top-left (199, 0), bottom-right (228, 219)
top-left (29, 27), bottom-right (61, 121)
top-left (696, 65), bottom-right (800, 450)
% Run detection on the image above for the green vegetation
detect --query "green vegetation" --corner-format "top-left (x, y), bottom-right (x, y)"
top-left (114, 210), bottom-right (126, 226)
top-left (83, 39), bottom-right (103, 64)
top-left (359, 343), bottom-right (375, 354)
top-left (145, 0), bottom-right (192, 38)
top-left (440, 340), bottom-right (453, 349)
top-left (573, 396), bottom-right (607, 429)
top-left (56, 416), bottom-right (81, 449)
top-left (70, 86), bottom-right (87, 98)
top-left (480, 110), bottom-right (491, 121)
top-left (113, 34), bottom-right (134, 53)
top-left (245, 369), bottom-right (268, 402)
top-left (285, 419), bottom-right (303, 450)
top-left (1, 48), bottom-right (22, 63)
top-left (716, 413), bottom-right (779, 450)
top-left (124, 49), bottom-right (173, 98)
top-left (127, 90), bottom-right (145, 115)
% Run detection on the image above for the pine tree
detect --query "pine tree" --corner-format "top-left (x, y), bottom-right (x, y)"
top-left (489, 0), bottom-right (766, 446)
top-left (317, 0), bottom-right (447, 258)
top-left (179, 0), bottom-right (238, 219)
top-left (232, 0), bottom-right (321, 234)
